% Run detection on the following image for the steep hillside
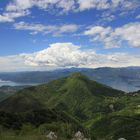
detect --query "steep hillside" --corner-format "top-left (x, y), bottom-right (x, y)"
top-left (46, 73), bottom-right (124, 120)
top-left (89, 90), bottom-right (140, 140)
top-left (0, 73), bottom-right (124, 120)
top-left (90, 114), bottom-right (140, 140)
top-left (0, 73), bottom-right (140, 139)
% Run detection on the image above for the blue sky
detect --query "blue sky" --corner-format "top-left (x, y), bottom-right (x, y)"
top-left (0, 0), bottom-right (140, 71)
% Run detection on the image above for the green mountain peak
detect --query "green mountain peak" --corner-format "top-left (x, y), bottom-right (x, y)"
top-left (68, 72), bottom-right (88, 80)
top-left (0, 73), bottom-right (140, 140)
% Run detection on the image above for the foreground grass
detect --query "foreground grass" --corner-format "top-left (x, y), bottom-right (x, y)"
top-left (0, 136), bottom-right (45, 140)
top-left (0, 135), bottom-right (67, 140)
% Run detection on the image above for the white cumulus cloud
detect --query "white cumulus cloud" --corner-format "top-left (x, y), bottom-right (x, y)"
top-left (0, 42), bottom-right (140, 72)
top-left (0, 0), bottom-right (139, 22)
top-left (83, 22), bottom-right (140, 48)
top-left (20, 42), bottom-right (96, 68)
top-left (0, 10), bottom-right (29, 22)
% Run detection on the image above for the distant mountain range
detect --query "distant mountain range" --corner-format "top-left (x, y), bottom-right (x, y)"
top-left (0, 73), bottom-right (139, 139)
top-left (0, 67), bottom-right (140, 92)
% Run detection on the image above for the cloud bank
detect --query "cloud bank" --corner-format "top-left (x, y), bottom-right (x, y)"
top-left (0, 43), bottom-right (140, 72)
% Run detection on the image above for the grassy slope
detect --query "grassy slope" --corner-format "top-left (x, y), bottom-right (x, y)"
top-left (0, 73), bottom-right (140, 139)
top-left (89, 93), bottom-right (140, 140)
top-left (0, 73), bottom-right (124, 117)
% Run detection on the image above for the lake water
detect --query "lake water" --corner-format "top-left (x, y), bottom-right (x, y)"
top-left (0, 79), bottom-right (38, 87)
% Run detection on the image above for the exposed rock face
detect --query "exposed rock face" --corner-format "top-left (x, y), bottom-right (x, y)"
top-left (72, 131), bottom-right (91, 140)
top-left (109, 104), bottom-right (115, 112)
top-left (75, 131), bottom-right (84, 139)
top-left (46, 131), bottom-right (57, 140)
top-left (118, 138), bottom-right (127, 140)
